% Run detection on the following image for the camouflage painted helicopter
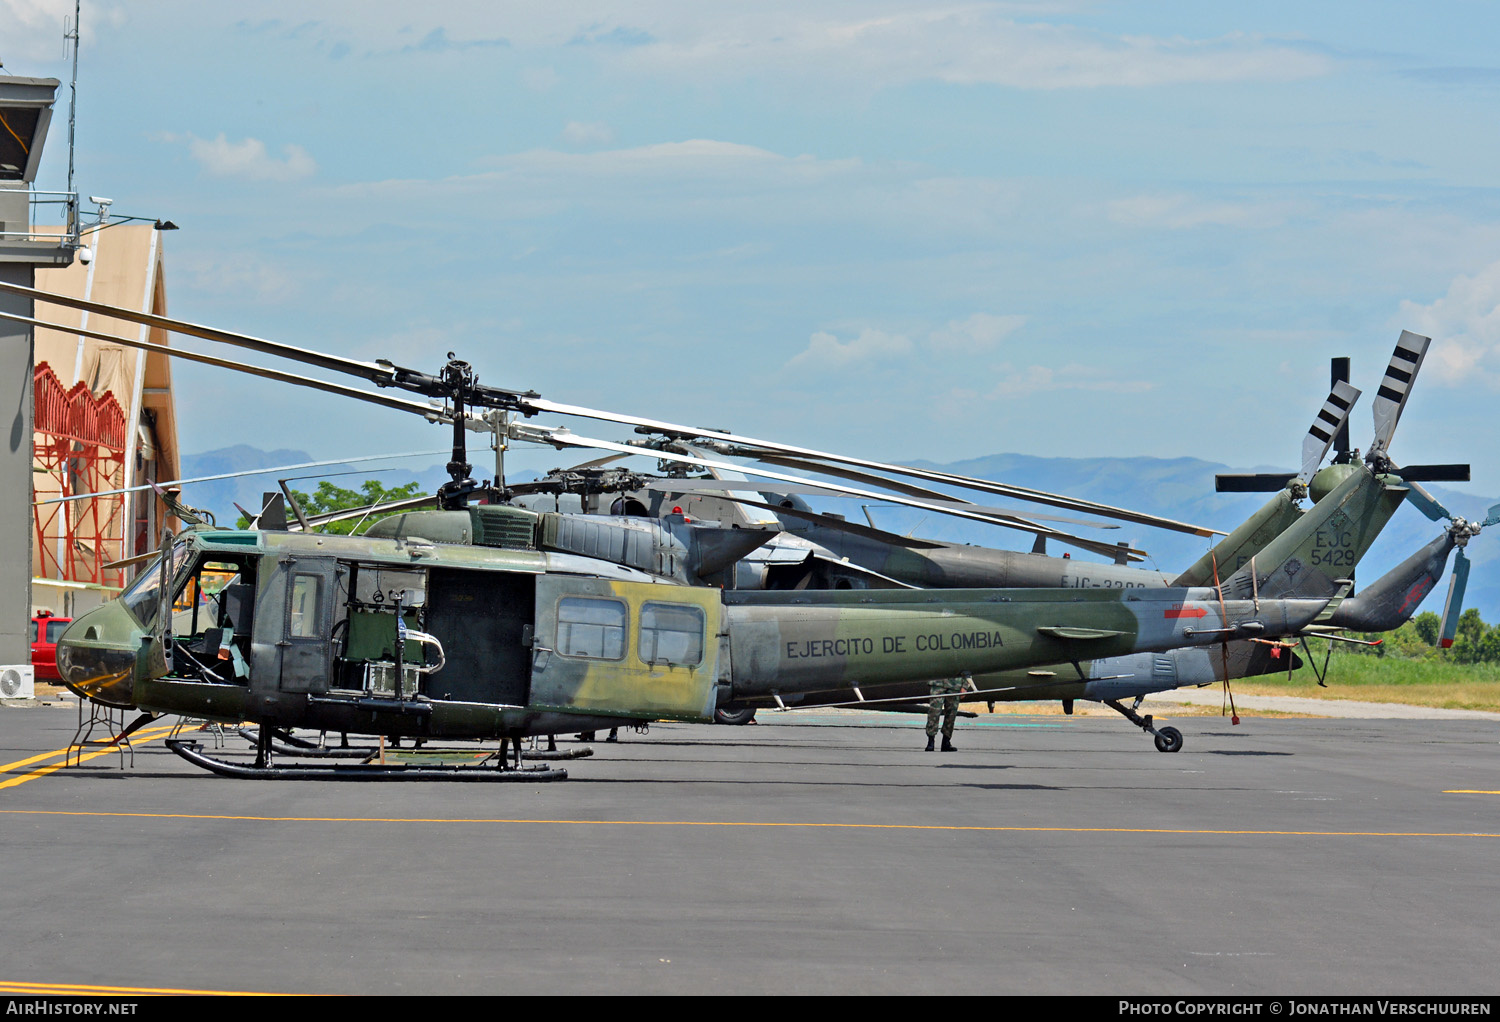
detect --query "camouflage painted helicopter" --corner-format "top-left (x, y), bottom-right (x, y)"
top-left (3, 280), bottom-right (1338, 779)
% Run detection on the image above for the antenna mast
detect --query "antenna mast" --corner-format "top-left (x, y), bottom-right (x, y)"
top-left (64, 0), bottom-right (80, 242)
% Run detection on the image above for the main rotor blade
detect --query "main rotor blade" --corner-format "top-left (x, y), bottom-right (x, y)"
top-left (675, 491), bottom-right (948, 549)
top-left (526, 397), bottom-right (1219, 537)
top-left (0, 279), bottom-right (394, 384)
top-left (1371, 330), bottom-right (1430, 456)
top-left (757, 452), bottom-right (1220, 537)
top-left (1301, 380), bottom-right (1361, 483)
top-left (0, 281), bottom-right (537, 410)
top-left (745, 453), bottom-right (1118, 528)
top-left (0, 310), bottom-right (446, 420)
top-left (563, 454), bottom-right (629, 472)
top-left (747, 453), bottom-right (964, 502)
top-left (8, 280), bottom-right (1215, 537)
top-left (35, 450), bottom-right (449, 507)
top-left (648, 480), bottom-right (1118, 529)
top-left (511, 423), bottom-right (1147, 561)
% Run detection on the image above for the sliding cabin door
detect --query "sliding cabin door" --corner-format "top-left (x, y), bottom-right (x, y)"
top-left (530, 576), bottom-right (720, 722)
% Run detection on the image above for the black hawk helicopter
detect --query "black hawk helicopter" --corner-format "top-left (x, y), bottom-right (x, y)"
top-left (403, 335), bottom-right (1482, 748)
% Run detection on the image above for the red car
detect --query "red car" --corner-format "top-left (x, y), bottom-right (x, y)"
top-left (30, 612), bottom-right (71, 682)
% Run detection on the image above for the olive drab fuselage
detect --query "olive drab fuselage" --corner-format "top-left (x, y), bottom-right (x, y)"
top-left (56, 516), bottom-right (1333, 742)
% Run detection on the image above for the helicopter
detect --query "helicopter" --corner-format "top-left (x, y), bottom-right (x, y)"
top-left (3, 280), bottom-right (1341, 779)
top-left (460, 334), bottom-right (1480, 747)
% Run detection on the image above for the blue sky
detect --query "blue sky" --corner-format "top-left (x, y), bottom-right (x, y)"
top-left (9, 1), bottom-right (1500, 500)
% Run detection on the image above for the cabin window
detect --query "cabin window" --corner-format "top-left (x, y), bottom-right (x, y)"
top-left (556, 597), bottom-right (627, 660)
top-left (639, 602), bottom-right (705, 667)
top-left (289, 574), bottom-right (324, 638)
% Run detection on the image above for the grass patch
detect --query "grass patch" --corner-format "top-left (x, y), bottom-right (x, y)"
top-left (1236, 652), bottom-right (1500, 712)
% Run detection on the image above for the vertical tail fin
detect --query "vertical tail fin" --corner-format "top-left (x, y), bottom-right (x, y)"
top-left (1225, 465), bottom-right (1406, 601)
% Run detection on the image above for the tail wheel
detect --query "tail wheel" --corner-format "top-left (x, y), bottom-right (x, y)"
top-left (1153, 726), bottom-right (1184, 753)
top-left (714, 706), bottom-right (757, 726)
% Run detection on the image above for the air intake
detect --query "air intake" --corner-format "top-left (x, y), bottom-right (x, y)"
top-left (470, 506), bottom-right (539, 549)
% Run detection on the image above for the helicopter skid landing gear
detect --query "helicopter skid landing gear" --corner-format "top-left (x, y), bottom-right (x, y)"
top-left (166, 739), bottom-right (569, 781)
top-left (238, 727), bottom-right (376, 759)
top-left (519, 736), bottom-right (595, 761)
top-left (1102, 699), bottom-right (1184, 753)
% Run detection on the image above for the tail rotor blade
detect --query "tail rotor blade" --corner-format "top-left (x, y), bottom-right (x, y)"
top-left (1330, 357), bottom-right (1352, 459)
top-left (1403, 479), bottom-right (1452, 522)
top-left (1439, 549), bottom-right (1471, 649)
top-left (1371, 330), bottom-right (1431, 456)
top-left (1215, 473), bottom-right (1296, 493)
top-left (1483, 503), bottom-right (1500, 529)
top-left (1301, 380), bottom-right (1361, 483)
top-left (1396, 464), bottom-right (1470, 483)
top-left (1385, 457), bottom-right (1454, 522)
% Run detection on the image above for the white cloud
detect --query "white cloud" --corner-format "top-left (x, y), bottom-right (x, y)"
top-left (2, 0), bottom-right (129, 68)
top-left (611, 8), bottom-right (1335, 90)
top-left (929, 313), bottom-right (1026, 352)
top-left (1397, 261), bottom-right (1500, 387)
top-left (521, 65), bottom-right (561, 92)
top-left (560, 120), bottom-right (616, 147)
top-left (130, 4), bottom-right (1336, 92)
top-left (987, 363), bottom-right (1154, 398)
top-left (787, 328), bottom-right (913, 369)
top-left (0, 0), bottom-right (67, 59)
top-left (787, 312), bottom-right (1028, 369)
top-left (182, 133), bottom-right (317, 182)
top-left (342, 139), bottom-right (858, 209)
top-left (1106, 194), bottom-right (1294, 230)
top-left (177, 253), bottom-right (299, 302)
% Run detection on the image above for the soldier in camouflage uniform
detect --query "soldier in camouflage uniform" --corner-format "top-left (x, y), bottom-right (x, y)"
top-left (925, 671), bottom-right (973, 752)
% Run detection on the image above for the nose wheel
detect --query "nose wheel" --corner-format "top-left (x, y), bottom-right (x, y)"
top-left (1153, 726), bottom-right (1184, 753)
top-left (1103, 698), bottom-right (1185, 753)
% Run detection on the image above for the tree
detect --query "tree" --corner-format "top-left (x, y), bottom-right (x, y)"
top-left (1412, 611), bottom-right (1440, 648)
top-left (236, 479), bottom-right (425, 535)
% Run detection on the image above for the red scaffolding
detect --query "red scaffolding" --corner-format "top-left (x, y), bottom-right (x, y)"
top-left (33, 361), bottom-right (128, 589)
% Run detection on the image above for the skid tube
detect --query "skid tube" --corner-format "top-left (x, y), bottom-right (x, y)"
top-left (238, 727), bottom-right (377, 759)
top-left (166, 739), bottom-right (569, 781)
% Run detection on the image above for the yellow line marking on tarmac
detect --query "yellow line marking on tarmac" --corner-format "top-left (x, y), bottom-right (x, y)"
top-left (0, 808), bottom-right (1495, 838)
top-left (0, 726), bottom-right (179, 790)
top-left (0, 979), bottom-right (285, 996)
top-left (1445, 790), bottom-right (1500, 795)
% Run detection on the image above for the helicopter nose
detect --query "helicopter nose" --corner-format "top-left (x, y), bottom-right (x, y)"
top-left (55, 611), bottom-right (140, 710)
